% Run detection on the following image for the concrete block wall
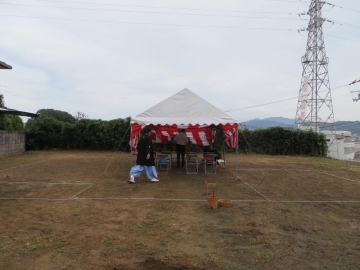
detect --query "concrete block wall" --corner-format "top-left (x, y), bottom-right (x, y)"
top-left (0, 131), bottom-right (26, 156)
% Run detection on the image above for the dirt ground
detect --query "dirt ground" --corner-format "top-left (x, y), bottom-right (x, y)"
top-left (1, 150), bottom-right (360, 270)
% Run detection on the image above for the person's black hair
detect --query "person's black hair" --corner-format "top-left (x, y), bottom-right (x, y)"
top-left (180, 129), bottom-right (185, 132)
top-left (143, 127), bottom-right (151, 134)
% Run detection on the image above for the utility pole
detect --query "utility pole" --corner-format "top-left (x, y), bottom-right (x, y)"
top-left (295, 0), bottom-right (335, 133)
top-left (351, 91), bottom-right (360, 102)
top-left (350, 79), bottom-right (360, 102)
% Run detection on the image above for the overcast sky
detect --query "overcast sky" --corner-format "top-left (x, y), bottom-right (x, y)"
top-left (0, 0), bottom-right (359, 123)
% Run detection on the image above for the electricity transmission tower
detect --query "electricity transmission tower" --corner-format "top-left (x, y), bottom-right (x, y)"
top-left (351, 91), bottom-right (360, 102)
top-left (295, 0), bottom-right (335, 133)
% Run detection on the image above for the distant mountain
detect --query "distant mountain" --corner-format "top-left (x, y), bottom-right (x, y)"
top-left (331, 121), bottom-right (360, 136)
top-left (263, 117), bottom-right (296, 125)
top-left (240, 117), bottom-right (360, 136)
top-left (240, 117), bottom-right (295, 130)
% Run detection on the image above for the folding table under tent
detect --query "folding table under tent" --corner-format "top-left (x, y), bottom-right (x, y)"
top-left (129, 88), bottom-right (239, 156)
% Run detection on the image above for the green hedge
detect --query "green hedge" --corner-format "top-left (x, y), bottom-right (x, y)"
top-left (26, 119), bottom-right (327, 156)
top-left (26, 117), bottom-right (131, 151)
top-left (238, 127), bottom-right (327, 156)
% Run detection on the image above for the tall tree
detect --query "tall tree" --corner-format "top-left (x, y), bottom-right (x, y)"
top-left (36, 109), bottom-right (76, 123)
top-left (0, 94), bottom-right (24, 131)
top-left (26, 109), bottom-right (76, 130)
top-left (74, 111), bottom-right (88, 121)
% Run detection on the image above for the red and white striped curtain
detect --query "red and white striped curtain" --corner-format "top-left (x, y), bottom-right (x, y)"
top-left (221, 124), bottom-right (238, 149)
top-left (129, 123), bottom-right (142, 154)
top-left (152, 126), bottom-right (213, 146)
top-left (130, 123), bottom-right (238, 153)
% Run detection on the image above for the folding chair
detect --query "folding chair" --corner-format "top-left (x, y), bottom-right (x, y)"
top-left (156, 154), bottom-right (171, 175)
top-left (161, 151), bottom-right (173, 169)
top-left (203, 152), bottom-right (217, 174)
top-left (185, 152), bottom-right (198, 174)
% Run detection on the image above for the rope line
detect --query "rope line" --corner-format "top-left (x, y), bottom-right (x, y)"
top-left (228, 169), bottom-right (271, 201)
top-left (239, 132), bottom-right (266, 182)
top-left (103, 124), bottom-right (131, 175)
top-left (238, 178), bottom-right (271, 201)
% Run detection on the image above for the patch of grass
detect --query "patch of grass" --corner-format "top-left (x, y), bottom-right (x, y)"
top-left (115, 245), bottom-right (126, 253)
top-left (261, 252), bottom-right (275, 262)
top-left (16, 247), bottom-right (27, 256)
top-left (29, 239), bottom-right (43, 251)
top-left (203, 251), bottom-right (219, 269)
top-left (219, 228), bottom-right (238, 235)
top-left (346, 261), bottom-right (360, 268)
top-left (135, 241), bottom-right (147, 248)
top-left (221, 261), bottom-right (244, 270)
top-left (52, 239), bottom-right (65, 255)
top-left (105, 235), bottom-right (114, 248)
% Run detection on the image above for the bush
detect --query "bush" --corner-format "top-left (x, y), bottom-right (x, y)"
top-left (238, 127), bottom-right (327, 156)
top-left (26, 117), bottom-right (131, 151)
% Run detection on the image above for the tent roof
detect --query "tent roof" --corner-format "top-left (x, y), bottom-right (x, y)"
top-left (131, 88), bottom-right (238, 126)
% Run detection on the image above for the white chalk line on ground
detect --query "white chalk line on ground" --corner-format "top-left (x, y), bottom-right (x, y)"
top-left (233, 168), bottom-right (344, 172)
top-left (0, 181), bottom-right (93, 185)
top-left (0, 157), bottom-right (60, 172)
top-left (1, 166), bottom-right (359, 203)
top-left (1, 197), bottom-right (360, 204)
top-left (0, 180), bottom-right (95, 200)
top-left (229, 167), bottom-right (360, 202)
top-left (232, 168), bottom-right (360, 184)
top-left (316, 171), bottom-right (360, 185)
top-left (70, 184), bottom-right (94, 199)
top-left (0, 153), bottom-right (113, 173)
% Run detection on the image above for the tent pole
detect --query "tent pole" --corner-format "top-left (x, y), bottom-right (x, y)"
top-left (236, 130), bottom-right (239, 180)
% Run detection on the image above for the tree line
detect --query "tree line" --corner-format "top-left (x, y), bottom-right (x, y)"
top-left (25, 109), bottom-right (131, 151)
top-left (1, 105), bottom-right (327, 156)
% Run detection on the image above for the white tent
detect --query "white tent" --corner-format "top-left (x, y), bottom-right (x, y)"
top-left (130, 88), bottom-right (238, 152)
top-left (131, 88), bottom-right (238, 127)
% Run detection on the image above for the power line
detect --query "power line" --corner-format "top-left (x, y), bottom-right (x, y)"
top-left (298, 26), bottom-right (360, 43)
top-left (4, 3), bottom-right (360, 42)
top-left (8, 2), bottom-right (360, 41)
top-left (0, 14), bottom-right (302, 31)
top-left (296, 0), bottom-right (360, 13)
top-left (0, 2), bottom-right (307, 21)
top-left (32, 0), bottom-right (305, 15)
top-left (330, 3), bottom-right (360, 14)
top-left (265, 0), bottom-right (300, 2)
top-left (225, 97), bottom-right (297, 112)
top-left (225, 84), bottom-right (349, 113)
top-left (324, 33), bottom-right (360, 43)
top-left (328, 19), bottom-right (360, 30)
top-left (241, 120), bottom-right (360, 134)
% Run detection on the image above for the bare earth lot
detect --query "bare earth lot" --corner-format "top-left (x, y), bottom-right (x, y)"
top-left (1, 150), bottom-right (360, 270)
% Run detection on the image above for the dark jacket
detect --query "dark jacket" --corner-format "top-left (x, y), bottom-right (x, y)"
top-left (136, 134), bottom-right (155, 166)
